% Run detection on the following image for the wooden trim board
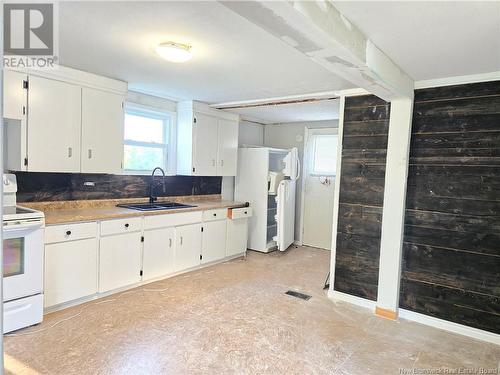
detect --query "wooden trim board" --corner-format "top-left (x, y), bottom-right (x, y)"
top-left (375, 306), bottom-right (398, 320)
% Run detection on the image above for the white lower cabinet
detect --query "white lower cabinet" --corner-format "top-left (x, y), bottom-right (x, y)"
top-left (99, 231), bottom-right (143, 293)
top-left (43, 208), bottom-right (249, 310)
top-left (44, 222), bottom-right (98, 308)
top-left (174, 224), bottom-right (202, 272)
top-left (202, 220), bottom-right (227, 264)
top-left (45, 238), bottom-right (98, 308)
top-left (142, 227), bottom-right (175, 281)
top-left (226, 207), bottom-right (252, 257)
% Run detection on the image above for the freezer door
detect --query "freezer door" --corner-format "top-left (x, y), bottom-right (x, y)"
top-left (276, 180), bottom-right (296, 251)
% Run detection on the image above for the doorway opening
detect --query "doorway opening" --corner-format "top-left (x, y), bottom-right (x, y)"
top-left (300, 128), bottom-right (338, 250)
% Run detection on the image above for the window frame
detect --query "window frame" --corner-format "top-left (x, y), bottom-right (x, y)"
top-left (307, 129), bottom-right (338, 177)
top-left (122, 103), bottom-right (177, 175)
top-left (310, 133), bottom-right (339, 177)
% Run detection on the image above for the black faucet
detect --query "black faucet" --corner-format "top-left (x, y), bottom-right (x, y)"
top-left (149, 167), bottom-right (166, 203)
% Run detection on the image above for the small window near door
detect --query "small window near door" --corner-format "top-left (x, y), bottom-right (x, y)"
top-left (312, 135), bottom-right (338, 176)
top-left (123, 107), bottom-right (174, 174)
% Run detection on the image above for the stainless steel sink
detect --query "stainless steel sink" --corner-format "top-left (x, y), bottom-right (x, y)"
top-left (116, 202), bottom-right (196, 211)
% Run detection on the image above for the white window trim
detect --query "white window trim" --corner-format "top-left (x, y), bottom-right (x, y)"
top-left (123, 102), bottom-right (177, 176)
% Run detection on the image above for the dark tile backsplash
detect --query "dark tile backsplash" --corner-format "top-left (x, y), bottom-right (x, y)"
top-left (13, 172), bottom-right (222, 202)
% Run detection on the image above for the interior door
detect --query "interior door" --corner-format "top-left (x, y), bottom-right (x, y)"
top-left (143, 227), bottom-right (175, 281)
top-left (302, 129), bottom-right (338, 250)
top-left (27, 75), bottom-right (81, 172)
top-left (277, 180), bottom-right (296, 251)
top-left (193, 113), bottom-right (218, 176)
top-left (174, 223), bottom-right (202, 272)
top-left (217, 119), bottom-right (238, 176)
top-left (81, 87), bottom-right (124, 173)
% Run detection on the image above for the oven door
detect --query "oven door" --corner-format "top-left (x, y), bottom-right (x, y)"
top-left (3, 220), bottom-right (44, 302)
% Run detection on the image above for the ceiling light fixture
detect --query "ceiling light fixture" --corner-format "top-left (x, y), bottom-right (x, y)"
top-left (155, 42), bottom-right (193, 63)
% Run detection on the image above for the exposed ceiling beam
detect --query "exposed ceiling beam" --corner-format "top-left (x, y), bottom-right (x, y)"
top-left (221, 0), bottom-right (414, 101)
top-left (212, 91), bottom-right (338, 110)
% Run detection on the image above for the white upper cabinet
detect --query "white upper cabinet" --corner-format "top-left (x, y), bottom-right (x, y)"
top-left (81, 88), bottom-right (124, 173)
top-left (2, 67), bottom-right (127, 173)
top-left (193, 113), bottom-right (219, 176)
top-left (177, 101), bottom-right (239, 176)
top-left (217, 118), bottom-right (239, 176)
top-left (3, 70), bottom-right (27, 120)
top-left (28, 75), bottom-right (82, 172)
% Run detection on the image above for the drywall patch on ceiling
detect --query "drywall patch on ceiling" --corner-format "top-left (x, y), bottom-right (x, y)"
top-left (325, 55), bottom-right (357, 69)
top-left (221, 0), bottom-right (321, 53)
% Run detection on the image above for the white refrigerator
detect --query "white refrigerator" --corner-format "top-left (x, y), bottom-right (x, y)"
top-left (235, 147), bottom-right (300, 253)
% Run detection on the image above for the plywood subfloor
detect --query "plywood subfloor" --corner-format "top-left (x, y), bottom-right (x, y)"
top-left (4, 247), bottom-right (499, 374)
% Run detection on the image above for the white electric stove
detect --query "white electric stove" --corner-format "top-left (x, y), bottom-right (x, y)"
top-left (3, 174), bottom-right (45, 333)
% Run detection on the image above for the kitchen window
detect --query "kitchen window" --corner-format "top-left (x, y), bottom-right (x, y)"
top-left (123, 105), bottom-right (176, 174)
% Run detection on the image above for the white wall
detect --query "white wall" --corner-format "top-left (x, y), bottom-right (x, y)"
top-left (239, 120), bottom-right (264, 146)
top-left (264, 120), bottom-right (339, 241)
top-left (126, 90), bottom-right (177, 112)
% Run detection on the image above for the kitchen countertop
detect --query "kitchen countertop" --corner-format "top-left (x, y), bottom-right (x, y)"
top-left (21, 195), bottom-right (247, 225)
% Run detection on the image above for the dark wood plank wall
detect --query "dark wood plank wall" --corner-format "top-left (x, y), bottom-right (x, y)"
top-left (400, 81), bottom-right (500, 334)
top-left (334, 95), bottom-right (390, 300)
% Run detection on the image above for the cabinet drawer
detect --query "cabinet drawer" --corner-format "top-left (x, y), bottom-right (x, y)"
top-left (203, 208), bottom-right (227, 222)
top-left (144, 211), bottom-right (202, 230)
top-left (228, 207), bottom-right (252, 220)
top-left (45, 222), bottom-right (97, 244)
top-left (100, 217), bottom-right (142, 236)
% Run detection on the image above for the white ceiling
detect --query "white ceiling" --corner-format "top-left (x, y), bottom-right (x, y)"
top-left (334, 1), bottom-right (500, 81)
top-left (223, 99), bottom-right (340, 125)
top-left (58, 1), bottom-right (353, 103)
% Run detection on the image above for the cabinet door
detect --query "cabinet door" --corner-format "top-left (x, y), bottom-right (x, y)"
top-left (27, 75), bottom-right (81, 172)
top-left (44, 238), bottom-right (98, 307)
top-left (193, 113), bottom-right (218, 176)
top-left (201, 220), bottom-right (227, 264)
top-left (174, 224), bottom-right (202, 272)
top-left (99, 232), bottom-right (142, 292)
top-left (81, 88), bottom-right (124, 173)
top-left (226, 219), bottom-right (248, 257)
top-left (217, 119), bottom-right (239, 176)
top-left (3, 70), bottom-right (27, 120)
top-left (143, 227), bottom-right (175, 281)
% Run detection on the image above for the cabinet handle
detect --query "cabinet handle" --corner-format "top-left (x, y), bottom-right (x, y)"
top-left (212, 159), bottom-right (216, 166)
top-left (68, 147), bottom-right (73, 158)
top-left (169, 238), bottom-right (172, 247)
top-left (244, 211), bottom-right (247, 214)
top-left (124, 223), bottom-right (129, 228)
top-left (88, 149), bottom-right (92, 159)
top-left (221, 159), bottom-right (224, 167)
top-left (66, 230), bottom-right (71, 236)
top-left (213, 213), bottom-right (217, 217)
top-left (180, 236), bottom-right (183, 245)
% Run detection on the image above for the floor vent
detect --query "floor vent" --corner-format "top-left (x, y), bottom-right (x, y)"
top-left (285, 290), bottom-right (312, 301)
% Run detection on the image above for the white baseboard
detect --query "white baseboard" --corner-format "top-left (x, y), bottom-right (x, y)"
top-left (293, 240), bottom-right (302, 246)
top-left (399, 309), bottom-right (500, 346)
top-left (328, 290), bottom-right (376, 312)
top-left (327, 290), bottom-right (499, 346)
